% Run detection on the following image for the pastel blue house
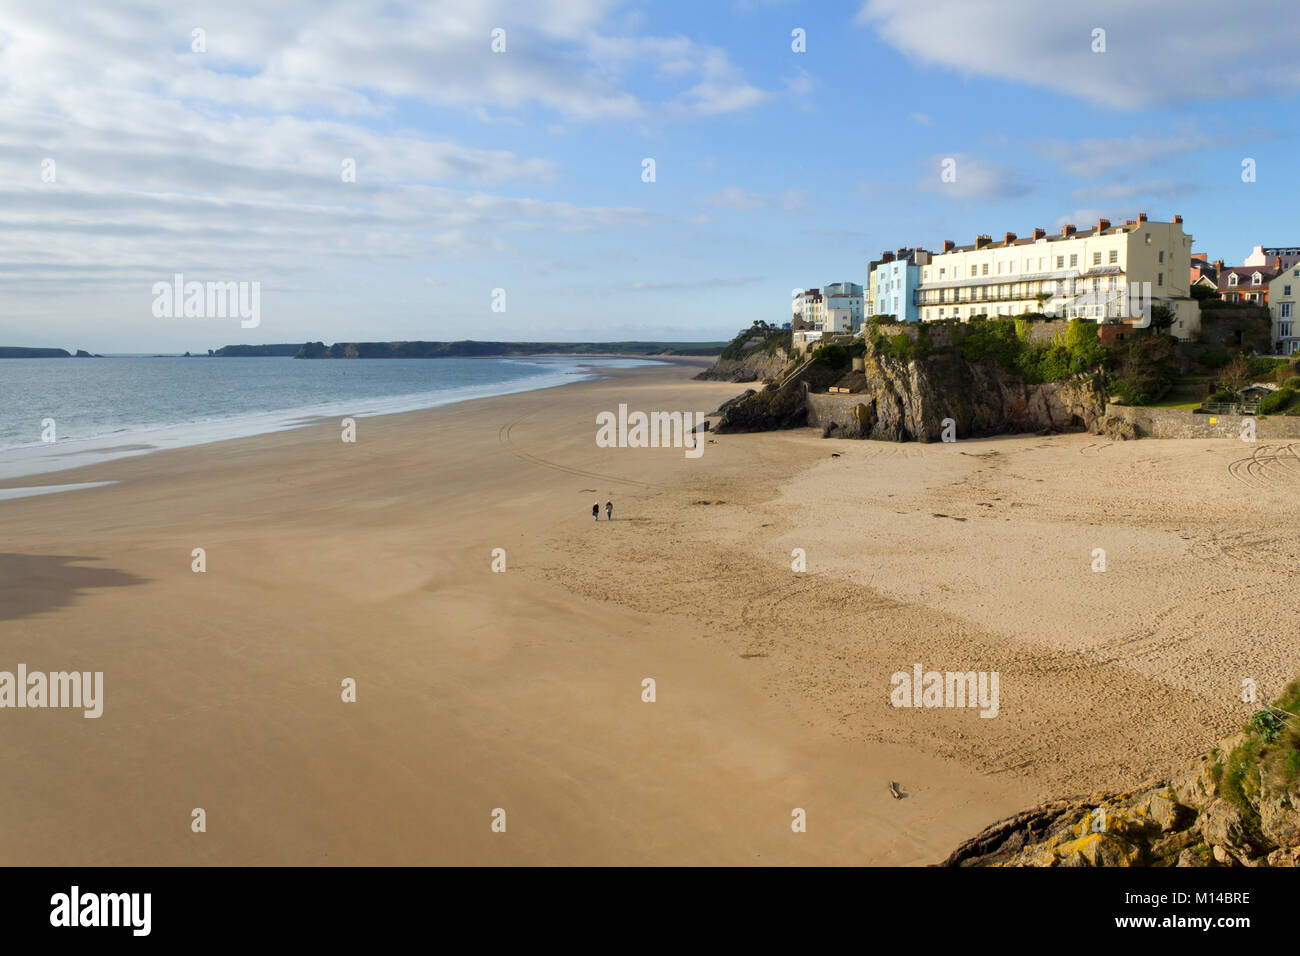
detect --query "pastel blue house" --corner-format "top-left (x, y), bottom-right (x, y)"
top-left (870, 249), bottom-right (929, 322)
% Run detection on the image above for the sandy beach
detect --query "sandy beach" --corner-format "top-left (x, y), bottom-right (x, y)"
top-left (1, 357), bottom-right (1295, 865)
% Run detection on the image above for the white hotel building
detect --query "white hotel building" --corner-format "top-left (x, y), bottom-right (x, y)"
top-left (913, 214), bottom-right (1200, 340)
top-left (793, 283), bottom-right (862, 332)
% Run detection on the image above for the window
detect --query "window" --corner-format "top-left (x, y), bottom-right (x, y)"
top-left (1158, 251), bottom-right (1164, 263)
top-left (1145, 232), bottom-right (1151, 244)
top-left (1228, 274), bottom-right (1238, 286)
top-left (1056, 280), bottom-right (1064, 295)
top-left (982, 263), bottom-right (988, 275)
top-left (1252, 273), bottom-right (1262, 285)
top-left (1283, 322), bottom-right (1294, 337)
top-left (970, 266), bottom-right (977, 277)
top-left (939, 268), bottom-right (945, 278)
top-left (1158, 273), bottom-right (1163, 287)
top-left (1069, 254), bottom-right (1078, 267)
top-left (1286, 286), bottom-right (1292, 297)
top-left (1109, 250), bottom-right (1118, 264)
top-left (1056, 256), bottom-right (1064, 268)
top-left (1039, 257), bottom-right (1046, 270)
top-left (1283, 303), bottom-right (1293, 319)
top-left (1093, 252), bottom-right (1102, 265)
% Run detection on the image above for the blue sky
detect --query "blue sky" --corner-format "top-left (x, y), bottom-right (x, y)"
top-left (1, 0), bottom-right (1296, 351)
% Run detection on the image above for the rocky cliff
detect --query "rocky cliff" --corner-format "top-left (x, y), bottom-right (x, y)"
top-left (694, 349), bottom-right (790, 384)
top-left (713, 347), bottom-right (1106, 441)
top-left (695, 324), bottom-right (795, 384)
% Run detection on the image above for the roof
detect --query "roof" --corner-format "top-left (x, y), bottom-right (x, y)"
top-left (1216, 265), bottom-right (1278, 289)
top-left (942, 223), bottom-right (1150, 254)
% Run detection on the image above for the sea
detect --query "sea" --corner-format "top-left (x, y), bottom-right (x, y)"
top-left (0, 355), bottom-right (662, 483)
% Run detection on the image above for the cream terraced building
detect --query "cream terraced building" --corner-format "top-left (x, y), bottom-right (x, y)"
top-left (1268, 265), bottom-right (1300, 355)
top-left (913, 214), bottom-right (1200, 340)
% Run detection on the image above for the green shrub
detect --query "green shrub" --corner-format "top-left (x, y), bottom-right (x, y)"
top-left (1064, 319), bottom-right (1106, 369)
top-left (1015, 345), bottom-right (1072, 384)
top-left (1112, 376), bottom-right (1171, 406)
top-left (887, 331), bottom-right (915, 363)
top-left (762, 329), bottom-right (792, 356)
top-left (1208, 389), bottom-right (1235, 403)
top-left (811, 344), bottom-right (849, 369)
top-left (1257, 387), bottom-right (1295, 415)
top-left (1251, 711), bottom-right (1285, 745)
top-left (1199, 348), bottom-right (1230, 370)
top-left (1106, 333), bottom-right (1176, 405)
top-left (958, 318), bottom-right (1021, 372)
top-left (1249, 356), bottom-right (1289, 379)
top-left (1284, 376), bottom-right (1300, 390)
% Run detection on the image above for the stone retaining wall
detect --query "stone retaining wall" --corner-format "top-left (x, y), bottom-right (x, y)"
top-left (805, 392), bottom-right (870, 433)
top-left (1104, 403), bottom-right (1300, 439)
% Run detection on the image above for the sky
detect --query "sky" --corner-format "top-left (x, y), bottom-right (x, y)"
top-left (1, 0), bottom-right (1298, 353)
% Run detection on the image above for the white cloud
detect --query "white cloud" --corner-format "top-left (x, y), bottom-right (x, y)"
top-left (916, 155), bottom-right (1033, 200)
top-left (700, 187), bottom-right (808, 213)
top-left (0, 0), bottom-right (771, 336)
top-left (858, 0), bottom-right (1300, 109)
top-left (1031, 131), bottom-right (1241, 179)
top-left (1069, 179), bottom-right (1199, 204)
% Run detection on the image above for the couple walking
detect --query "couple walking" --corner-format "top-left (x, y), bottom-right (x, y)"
top-left (592, 500), bottom-right (613, 521)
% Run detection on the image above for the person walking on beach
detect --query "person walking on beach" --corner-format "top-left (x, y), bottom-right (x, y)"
top-left (605, 500), bottom-right (613, 521)
top-left (592, 502), bottom-right (599, 521)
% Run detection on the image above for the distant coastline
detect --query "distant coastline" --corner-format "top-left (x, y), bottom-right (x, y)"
top-left (0, 341), bottom-right (724, 359)
top-left (291, 340), bottom-right (724, 359)
top-left (0, 347), bottom-right (100, 358)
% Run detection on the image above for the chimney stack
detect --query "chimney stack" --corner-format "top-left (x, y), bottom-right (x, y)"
top-left (1138, 212), bottom-right (1148, 222)
top-left (1275, 256), bottom-right (1283, 270)
top-left (975, 234), bottom-right (992, 249)
top-left (881, 251), bottom-right (895, 263)
top-left (1004, 232), bottom-right (1017, 245)
top-left (1125, 219), bottom-right (1137, 227)
top-left (1096, 218), bottom-right (1111, 232)
top-left (942, 239), bottom-right (955, 253)
top-left (1061, 224), bottom-right (1076, 237)
top-left (1213, 259), bottom-right (1224, 273)
top-left (1032, 227), bottom-right (1046, 240)
top-left (1173, 214), bottom-right (1183, 224)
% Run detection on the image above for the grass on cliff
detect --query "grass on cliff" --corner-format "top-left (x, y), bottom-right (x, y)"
top-left (866, 315), bottom-right (1112, 387)
top-left (1210, 679), bottom-right (1300, 840)
top-left (721, 322), bottom-right (790, 361)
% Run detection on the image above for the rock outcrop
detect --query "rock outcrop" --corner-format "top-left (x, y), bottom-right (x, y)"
top-left (712, 348), bottom-right (1106, 441)
top-left (944, 691), bottom-right (1300, 867)
top-left (711, 385), bottom-right (807, 432)
top-left (694, 350), bottom-right (790, 383)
